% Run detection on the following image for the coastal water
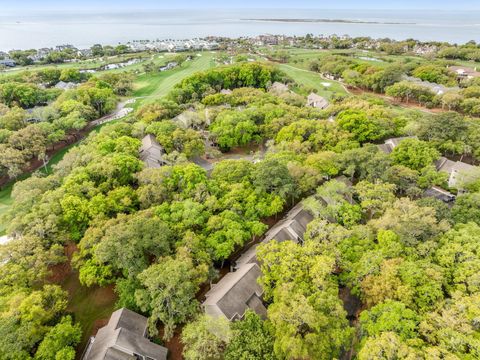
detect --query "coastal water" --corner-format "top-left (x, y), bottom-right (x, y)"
top-left (0, 8), bottom-right (479, 51)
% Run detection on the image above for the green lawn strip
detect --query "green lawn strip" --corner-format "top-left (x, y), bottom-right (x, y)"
top-left (61, 268), bottom-right (118, 353)
top-left (276, 63), bottom-right (348, 99)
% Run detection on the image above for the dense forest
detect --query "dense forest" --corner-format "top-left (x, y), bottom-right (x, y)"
top-left (1, 61), bottom-right (480, 359)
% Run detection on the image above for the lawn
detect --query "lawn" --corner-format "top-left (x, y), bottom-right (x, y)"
top-left (132, 52), bottom-right (216, 105)
top-left (276, 63), bottom-right (348, 99)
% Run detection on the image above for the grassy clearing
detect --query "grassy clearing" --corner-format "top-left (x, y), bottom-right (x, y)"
top-left (62, 268), bottom-right (118, 352)
top-left (276, 63), bottom-right (348, 99)
top-left (132, 52), bottom-right (216, 104)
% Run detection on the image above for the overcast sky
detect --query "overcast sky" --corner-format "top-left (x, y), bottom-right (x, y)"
top-left (1, 0), bottom-right (479, 11)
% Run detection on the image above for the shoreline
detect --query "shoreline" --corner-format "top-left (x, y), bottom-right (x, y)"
top-left (242, 18), bottom-right (416, 25)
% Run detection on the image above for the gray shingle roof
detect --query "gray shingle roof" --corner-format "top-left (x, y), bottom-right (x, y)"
top-left (436, 156), bottom-right (478, 187)
top-left (306, 93), bottom-right (329, 109)
top-left (140, 134), bottom-right (166, 168)
top-left (203, 263), bottom-right (266, 321)
top-left (82, 308), bottom-right (168, 360)
top-left (377, 136), bottom-right (417, 154)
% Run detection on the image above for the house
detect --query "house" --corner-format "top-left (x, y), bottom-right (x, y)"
top-left (424, 186), bottom-right (456, 203)
top-left (269, 82), bottom-right (289, 93)
top-left (202, 263), bottom-right (267, 321)
top-left (436, 157), bottom-right (478, 188)
top-left (159, 62), bottom-right (178, 72)
top-left (306, 93), bottom-right (329, 109)
top-left (377, 136), bottom-right (417, 154)
top-left (139, 134), bottom-right (167, 168)
top-left (54, 81), bottom-right (77, 90)
top-left (81, 308), bottom-right (168, 360)
top-left (0, 59), bottom-right (16, 67)
top-left (234, 202), bottom-right (313, 269)
top-left (449, 66), bottom-right (480, 80)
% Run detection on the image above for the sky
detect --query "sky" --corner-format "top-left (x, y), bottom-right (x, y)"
top-left (1, 0), bottom-right (479, 11)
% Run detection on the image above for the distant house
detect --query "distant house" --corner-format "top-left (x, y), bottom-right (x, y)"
top-left (139, 134), bottom-right (167, 168)
top-left (54, 81), bottom-right (77, 90)
top-left (81, 308), bottom-right (168, 360)
top-left (0, 59), bottom-right (16, 67)
top-left (306, 93), bottom-right (329, 109)
top-left (159, 62), bottom-right (178, 72)
top-left (449, 66), bottom-right (480, 80)
top-left (377, 136), bottom-right (417, 154)
top-left (269, 82), bottom-right (289, 93)
top-left (436, 157), bottom-right (478, 188)
top-left (202, 263), bottom-right (267, 321)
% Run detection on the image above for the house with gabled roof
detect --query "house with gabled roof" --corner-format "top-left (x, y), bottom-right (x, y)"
top-left (81, 308), bottom-right (168, 360)
top-left (377, 136), bottom-right (417, 154)
top-left (306, 93), bottom-right (329, 109)
top-left (436, 157), bottom-right (478, 188)
top-left (269, 82), bottom-right (289, 93)
top-left (203, 263), bottom-right (267, 321)
top-left (139, 134), bottom-right (167, 168)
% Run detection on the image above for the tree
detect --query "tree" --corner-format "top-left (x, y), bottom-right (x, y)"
top-left (34, 316), bottom-right (82, 360)
top-left (181, 315), bottom-right (231, 360)
top-left (391, 138), bottom-right (440, 171)
top-left (357, 332), bottom-right (420, 360)
top-left (224, 311), bottom-right (275, 360)
top-left (0, 144), bottom-right (26, 179)
top-left (253, 159), bottom-right (296, 200)
top-left (451, 192), bottom-right (480, 225)
top-left (135, 255), bottom-right (208, 340)
top-left (370, 198), bottom-right (449, 247)
top-left (435, 222), bottom-right (480, 294)
top-left (337, 109), bottom-right (386, 143)
top-left (268, 283), bottom-right (353, 360)
top-left (355, 181), bottom-right (396, 219)
top-left (359, 300), bottom-right (420, 340)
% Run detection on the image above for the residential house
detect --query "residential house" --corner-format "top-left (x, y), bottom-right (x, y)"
top-left (449, 66), bottom-right (480, 80)
top-left (0, 59), bottom-right (16, 67)
top-left (234, 202), bottom-right (314, 270)
top-left (436, 157), bottom-right (478, 188)
top-left (54, 81), bottom-right (77, 90)
top-left (269, 82), bottom-right (289, 93)
top-left (306, 93), bottom-right (329, 109)
top-left (202, 201), bottom-right (314, 321)
top-left (159, 62), bottom-right (178, 72)
top-left (202, 263), bottom-right (267, 321)
top-left (139, 134), bottom-right (167, 168)
top-left (81, 308), bottom-right (168, 360)
top-left (377, 136), bottom-right (417, 154)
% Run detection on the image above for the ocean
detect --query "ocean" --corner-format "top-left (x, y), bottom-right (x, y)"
top-left (0, 8), bottom-right (479, 51)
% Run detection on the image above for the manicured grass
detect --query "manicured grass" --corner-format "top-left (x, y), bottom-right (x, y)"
top-left (276, 63), bottom-right (348, 99)
top-left (0, 179), bottom-right (17, 235)
top-left (133, 52), bottom-right (216, 104)
top-left (59, 261), bottom-right (118, 353)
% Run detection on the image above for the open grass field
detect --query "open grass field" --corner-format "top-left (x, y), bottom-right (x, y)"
top-left (275, 63), bottom-right (348, 99)
top-left (132, 52), bottom-right (217, 106)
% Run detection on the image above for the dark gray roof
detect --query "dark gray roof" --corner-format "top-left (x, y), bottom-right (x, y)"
top-left (436, 156), bottom-right (478, 187)
top-left (203, 263), bottom-right (266, 320)
top-left (424, 186), bottom-right (456, 203)
top-left (377, 136), bottom-right (417, 154)
top-left (307, 93), bottom-right (329, 109)
top-left (82, 308), bottom-right (168, 360)
top-left (140, 135), bottom-right (166, 168)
